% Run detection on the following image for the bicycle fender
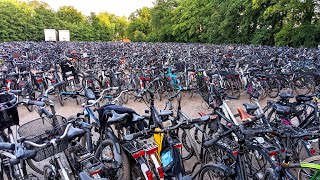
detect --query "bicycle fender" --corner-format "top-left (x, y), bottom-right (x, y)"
top-left (105, 128), bottom-right (122, 164)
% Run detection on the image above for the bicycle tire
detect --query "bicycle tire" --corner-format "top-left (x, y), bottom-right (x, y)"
top-left (198, 163), bottom-right (231, 179)
top-left (82, 77), bottom-right (102, 94)
top-left (298, 155), bottom-right (320, 180)
top-left (58, 92), bottom-right (64, 106)
top-left (27, 159), bottom-right (44, 175)
top-left (294, 76), bottom-right (314, 95)
top-left (267, 78), bottom-right (280, 98)
top-left (178, 129), bottom-right (194, 160)
top-left (43, 165), bottom-right (57, 180)
top-left (94, 139), bottom-right (130, 180)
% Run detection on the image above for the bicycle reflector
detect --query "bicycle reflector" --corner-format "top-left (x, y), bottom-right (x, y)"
top-left (146, 170), bottom-right (153, 180)
top-left (173, 143), bottom-right (182, 149)
top-left (36, 78), bottom-right (43, 83)
top-left (268, 151), bottom-right (278, 157)
top-left (157, 167), bottom-right (164, 178)
top-left (132, 150), bottom-right (144, 159)
top-left (89, 167), bottom-right (102, 176)
top-left (146, 147), bottom-right (158, 155)
top-left (51, 79), bottom-right (56, 83)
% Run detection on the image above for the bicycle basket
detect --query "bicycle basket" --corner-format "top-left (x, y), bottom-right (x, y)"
top-left (0, 93), bottom-right (19, 130)
top-left (18, 115), bottom-right (68, 161)
top-left (122, 140), bottom-right (143, 155)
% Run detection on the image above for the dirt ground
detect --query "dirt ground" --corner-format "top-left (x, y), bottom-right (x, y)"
top-left (11, 91), bottom-right (272, 179)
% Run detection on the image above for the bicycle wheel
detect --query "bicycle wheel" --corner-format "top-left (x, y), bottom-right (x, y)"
top-left (58, 92), bottom-right (64, 106)
top-left (82, 77), bottom-right (102, 94)
top-left (94, 139), bottom-right (130, 180)
top-left (298, 155), bottom-right (320, 180)
top-left (27, 159), bottom-right (44, 175)
top-left (228, 78), bottom-right (241, 99)
top-left (243, 144), bottom-right (276, 179)
top-left (178, 129), bottom-right (194, 160)
top-left (43, 165), bottom-right (56, 180)
top-left (267, 78), bottom-right (280, 98)
top-left (294, 76), bottom-right (314, 95)
top-left (199, 163), bottom-right (232, 180)
top-left (204, 137), bottom-right (236, 166)
top-left (121, 92), bottom-right (129, 104)
top-left (292, 139), bottom-right (312, 162)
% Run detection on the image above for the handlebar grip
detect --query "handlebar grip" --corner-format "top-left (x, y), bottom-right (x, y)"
top-left (203, 135), bottom-right (221, 148)
top-left (110, 87), bottom-right (119, 90)
top-left (9, 90), bottom-right (22, 94)
top-left (53, 81), bottom-right (65, 88)
top-left (41, 108), bottom-right (53, 118)
top-left (241, 128), bottom-right (273, 135)
top-left (128, 88), bottom-right (138, 91)
top-left (123, 131), bottom-right (144, 141)
top-left (28, 100), bottom-right (45, 107)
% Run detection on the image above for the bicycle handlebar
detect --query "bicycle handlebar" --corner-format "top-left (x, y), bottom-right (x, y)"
top-left (23, 123), bottom-right (72, 148)
top-left (124, 117), bottom-right (206, 141)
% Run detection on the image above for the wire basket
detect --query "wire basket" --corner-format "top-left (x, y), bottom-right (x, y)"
top-left (122, 140), bottom-right (143, 155)
top-left (140, 138), bottom-right (159, 154)
top-left (0, 93), bottom-right (19, 130)
top-left (122, 137), bottom-right (159, 156)
top-left (18, 115), bottom-right (68, 161)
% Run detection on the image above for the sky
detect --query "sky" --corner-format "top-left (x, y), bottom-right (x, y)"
top-left (23, 0), bottom-right (155, 17)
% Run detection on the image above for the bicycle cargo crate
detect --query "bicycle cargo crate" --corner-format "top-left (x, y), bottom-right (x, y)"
top-left (0, 93), bottom-right (19, 130)
top-left (18, 115), bottom-right (68, 161)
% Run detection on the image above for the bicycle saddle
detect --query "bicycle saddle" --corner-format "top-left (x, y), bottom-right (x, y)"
top-left (84, 88), bottom-right (96, 100)
top-left (274, 103), bottom-right (291, 115)
top-left (107, 110), bottom-right (128, 125)
top-left (279, 92), bottom-right (294, 99)
top-left (0, 142), bottom-right (15, 150)
top-left (79, 172), bottom-right (108, 180)
top-left (237, 107), bottom-right (253, 121)
top-left (132, 113), bottom-right (145, 122)
top-left (243, 103), bottom-right (259, 112)
top-left (190, 115), bottom-right (210, 124)
top-left (84, 70), bottom-right (94, 75)
top-left (296, 95), bottom-right (312, 103)
top-left (7, 72), bottom-right (19, 76)
top-left (247, 67), bottom-right (259, 72)
top-left (19, 71), bottom-right (29, 75)
top-left (159, 110), bottom-right (173, 117)
top-left (181, 176), bottom-right (192, 180)
top-left (114, 71), bottom-right (122, 75)
top-left (67, 126), bottom-right (86, 140)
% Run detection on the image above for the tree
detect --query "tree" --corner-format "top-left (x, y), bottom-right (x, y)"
top-left (57, 6), bottom-right (85, 24)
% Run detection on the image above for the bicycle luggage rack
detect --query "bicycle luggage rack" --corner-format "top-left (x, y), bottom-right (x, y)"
top-left (122, 137), bottom-right (159, 159)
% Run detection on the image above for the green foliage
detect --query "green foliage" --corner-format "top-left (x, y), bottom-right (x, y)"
top-left (127, 7), bottom-right (152, 42)
top-left (132, 0), bottom-right (320, 47)
top-left (0, 0), bottom-right (319, 47)
top-left (0, 0), bottom-right (128, 42)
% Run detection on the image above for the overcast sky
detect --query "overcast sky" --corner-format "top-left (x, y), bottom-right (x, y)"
top-left (23, 0), bottom-right (155, 17)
